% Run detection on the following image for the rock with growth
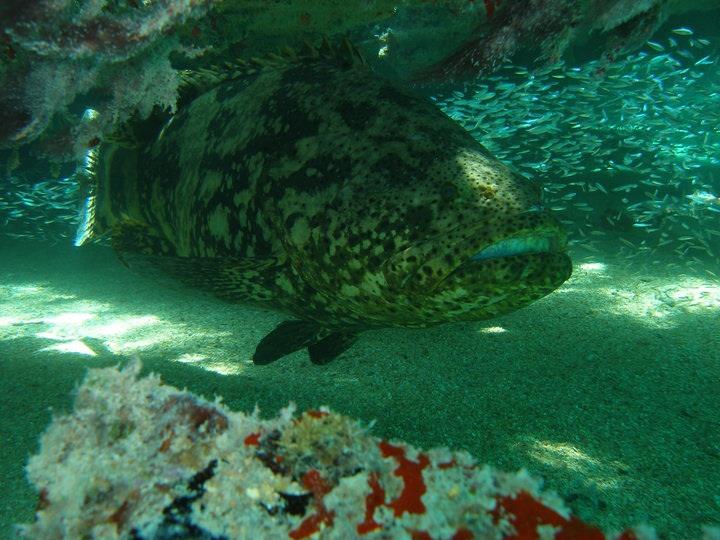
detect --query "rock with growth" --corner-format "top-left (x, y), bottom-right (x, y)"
top-left (21, 361), bottom-right (655, 539)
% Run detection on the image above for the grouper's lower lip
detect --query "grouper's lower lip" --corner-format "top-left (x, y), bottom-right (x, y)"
top-left (469, 234), bottom-right (564, 262)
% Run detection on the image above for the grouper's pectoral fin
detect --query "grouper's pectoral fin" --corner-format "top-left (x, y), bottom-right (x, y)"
top-left (253, 320), bottom-right (358, 365)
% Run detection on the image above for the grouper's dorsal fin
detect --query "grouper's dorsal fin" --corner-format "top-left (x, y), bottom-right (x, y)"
top-left (104, 120), bottom-right (141, 148)
top-left (177, 36), bottom-right (368, 108)
top-left (104, 106), bottom-right (172, 149)
top-left (300, 36), bottom-right (368, 70)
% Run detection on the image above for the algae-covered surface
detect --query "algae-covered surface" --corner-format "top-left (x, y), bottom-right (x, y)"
top-left (1, 237), bottom-right (718, 538)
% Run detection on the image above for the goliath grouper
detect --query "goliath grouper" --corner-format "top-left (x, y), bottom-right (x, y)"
top-left (75, 39), bottom-right (572, 365)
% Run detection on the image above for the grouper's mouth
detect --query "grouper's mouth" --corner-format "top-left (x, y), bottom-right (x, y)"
top-left (434, 229), bottom-right (569, 290)
top-left (381, 219), bottom-right (570, 294)
top-left (468, 233), bottom-right (565, 262)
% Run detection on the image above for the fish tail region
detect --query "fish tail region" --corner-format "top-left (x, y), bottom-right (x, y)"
top-left (73, 108), bottom-right (166, 250)
top-left (73, 113), bottom-right (101, 247)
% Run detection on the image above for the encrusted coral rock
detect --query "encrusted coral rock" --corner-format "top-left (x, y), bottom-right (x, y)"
top-left (21, 361), bottom-right (648, 539)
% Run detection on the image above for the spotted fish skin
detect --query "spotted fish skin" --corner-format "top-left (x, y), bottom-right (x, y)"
top-left (82, 42), bottom-right (571, 363)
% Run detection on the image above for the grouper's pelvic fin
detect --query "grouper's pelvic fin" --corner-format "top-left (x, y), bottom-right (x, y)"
top-left (253, 321), bottom-right (359, 365)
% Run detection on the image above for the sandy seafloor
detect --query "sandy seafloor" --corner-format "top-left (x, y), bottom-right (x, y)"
top-left (0, 236), bottom-right (718, 539)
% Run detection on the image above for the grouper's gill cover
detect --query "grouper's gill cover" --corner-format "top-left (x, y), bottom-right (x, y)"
top-left (79, 40), bottom-right (572, 365)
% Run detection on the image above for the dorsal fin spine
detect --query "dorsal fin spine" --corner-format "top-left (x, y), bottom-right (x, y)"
top-left (176, 38), bottom-right (367, 108)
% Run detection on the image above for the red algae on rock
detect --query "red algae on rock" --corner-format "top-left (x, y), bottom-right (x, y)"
top-left (21, 360), bottom-right (658, 539)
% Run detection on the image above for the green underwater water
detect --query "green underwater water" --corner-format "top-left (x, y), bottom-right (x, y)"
top-left (1, 11), bottom-right (720, 540)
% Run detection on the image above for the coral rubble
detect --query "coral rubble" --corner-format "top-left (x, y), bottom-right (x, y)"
top-left (21, 361), bottom-right (653, 539)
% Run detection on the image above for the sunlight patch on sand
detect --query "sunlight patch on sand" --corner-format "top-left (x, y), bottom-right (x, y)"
top-left (526, 438), bottom-right (624, 491)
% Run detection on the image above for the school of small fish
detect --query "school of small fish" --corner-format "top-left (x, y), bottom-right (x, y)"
top-left (433, 27), bottom-right (719, 277)
top-left (1, 27), bottom-right (718, 277)
top-left (0, 174), bottom-right (78, 243)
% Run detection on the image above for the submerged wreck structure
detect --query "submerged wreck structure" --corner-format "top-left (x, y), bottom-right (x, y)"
top-left (1, 0), bottom-right (718, 168)
top-left (21, 361), bottom-right (657, 539)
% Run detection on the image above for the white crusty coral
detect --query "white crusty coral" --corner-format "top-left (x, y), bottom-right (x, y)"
top-left (20, 360), bottom-right (655, 539)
